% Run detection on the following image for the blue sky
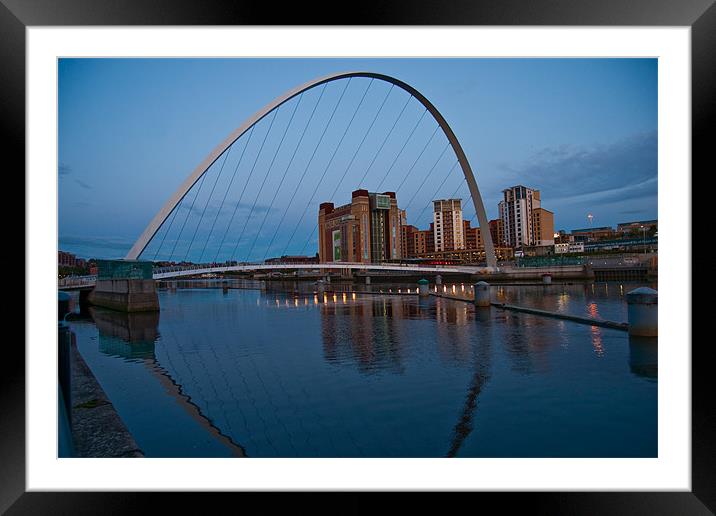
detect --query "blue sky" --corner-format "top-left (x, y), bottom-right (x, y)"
top-left (58, 58), bottom-right (657, 261)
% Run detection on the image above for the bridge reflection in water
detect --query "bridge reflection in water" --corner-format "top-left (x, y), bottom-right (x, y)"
top-left (89, 306), bottom-right (246, 457)
top-left (72, 284), bottom-right (657, 458)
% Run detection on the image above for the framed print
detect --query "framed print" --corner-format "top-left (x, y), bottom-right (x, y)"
top-left (5, 0), bottom-right (710, 512)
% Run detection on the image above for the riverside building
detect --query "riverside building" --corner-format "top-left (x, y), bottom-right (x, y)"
top-left (318, 189), bottom-right (402, 264)
top-left (433, 199), bottom-right (465, 252)
top-left (498, 185), bottom-right (554, 248)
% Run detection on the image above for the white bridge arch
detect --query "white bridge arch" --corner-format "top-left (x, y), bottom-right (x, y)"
top-left (125, 71), bottom-right (497, 268)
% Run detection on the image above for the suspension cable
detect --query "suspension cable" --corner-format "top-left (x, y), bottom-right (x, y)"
top-left (375, 108), bottom-right (428, 192)
top-left (402, 141), bottom-right (452, 212)
top-left (320, 79), bottom-right (379, 207)
top-left (199, 133), bottom-right (252, 264)
top-left (151, 198), bottom-right (181, 261)
top-left (410, 161), bottom-right (460, 227)
top-left (296, 80), bottom-right (384, 257)
top-left (279, 80), bottom-right (355, 257)
top-left (229, 108), bottom-right (281, 261)
top-left (331, 82), bottom-right (393, 194)
top-left (241, 93), bottom-right (304, 262)
top-left (182, 145), bottom-right (232, 263)
top-left (168, 170), bottom-right (208, 263)
top-left (394, 124), bottom-right (441, 195)
top-left (212, 125), bottom-right (256, 263)
top-left (260, 84), bottom-right (330, 261)
top-left (354, 92), bottom-right (412, 189)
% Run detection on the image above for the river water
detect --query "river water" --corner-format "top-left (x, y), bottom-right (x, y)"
top-left (68, 280), bottom-right (657, 458)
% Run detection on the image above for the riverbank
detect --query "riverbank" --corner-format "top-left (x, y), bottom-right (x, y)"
top-left (69, 338), bottom-right (144, 457)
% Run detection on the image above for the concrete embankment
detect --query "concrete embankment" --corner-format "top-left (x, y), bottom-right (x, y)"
top-left (473, 265), bottom-right (592, 283)
top-left (430, 292), bottom-right (628, 331)
top-left (69, 338), bottom-right (144, 457)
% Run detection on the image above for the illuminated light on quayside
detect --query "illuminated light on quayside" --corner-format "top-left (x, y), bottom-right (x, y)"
top-left (452, 285), bottom-right (456, 294)
top-left (313, 295), bottom-right (318, 305)
top-left (342, 292), bottom-right (347, 303)
top-left (461, 284), bottom-right (465, 292)
top-left (294, 298), bottom-right (299, 307)
top-left (323, 293), bottom-right (328, 303)
top-left (434, 286), bottom-right (438, 293)
top-left (620, 284), bottom-right (624, 296)
top-left (352, 292), bottom-right (356, 300)
top-left (398, 289), bottom-right (401, 294)
top-left (332, 294), bottom-right (337, 303)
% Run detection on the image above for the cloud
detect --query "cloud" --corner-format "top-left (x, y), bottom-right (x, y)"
top-left (179, 201), bottom-right (273, 218)
top-left (59, 235), bottom-right (133, 252)
top-left (74, 178), bottom-right (92, 190)
top-left (496, 131), bottom-right (657, 206)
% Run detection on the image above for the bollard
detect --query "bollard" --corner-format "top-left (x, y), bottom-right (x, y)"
top-left (435, 275), bottom-right (442, 286)
top-left (474, 281), bottom-right (491, 307)
top-left (365, 276), bottom-right (371, 285)
top-left (626, 287), bottom-right (657, 337)
top-left (542, 274), bottom-right (552, 284)
top-left (417, 279), bottom-right (429, 297)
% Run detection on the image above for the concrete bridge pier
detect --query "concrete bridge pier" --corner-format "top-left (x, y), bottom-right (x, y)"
top-left (78, 288), bottom-right (93, 316)
top-left (435, 274), bottom-right (442, 286)
top-left (88, 260), bottom-right (159, 313)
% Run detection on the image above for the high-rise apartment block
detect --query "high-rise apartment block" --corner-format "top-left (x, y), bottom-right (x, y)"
top-left (318, 189), bottom-right (402, 264)
top-left (498, 185), bottom-right (554, 248)
top-left (433, 199), bottom-right (465, 252)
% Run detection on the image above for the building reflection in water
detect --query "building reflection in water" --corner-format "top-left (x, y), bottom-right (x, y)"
top-left (435, 297), bottom-right (472, 365)
top-left (316, 291), bottom-right (496, 456)
top-left (89, 306), bottom-right (246, 456)
top-left (79, 285), bottom-right (655, 457)
top-left (628, 336), bottom-right (658, 380)
top-left (445, 304), bottom-right (492, 457)
top-left (320, 295), bottom-right (418, 374)
top-left (90, 307), bottom-right (159, 360)
top-left (586, 302), bottom-right (604, 357)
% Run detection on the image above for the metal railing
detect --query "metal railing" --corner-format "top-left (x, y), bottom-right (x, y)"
top-left (58, 275), bottom-right (97, 288)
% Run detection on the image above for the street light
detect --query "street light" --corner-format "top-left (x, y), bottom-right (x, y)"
top-left (640, 225), bottom-right (646, 255)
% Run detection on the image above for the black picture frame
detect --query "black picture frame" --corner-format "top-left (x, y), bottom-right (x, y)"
top-left (4, 0), bottom-right (708, 513)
